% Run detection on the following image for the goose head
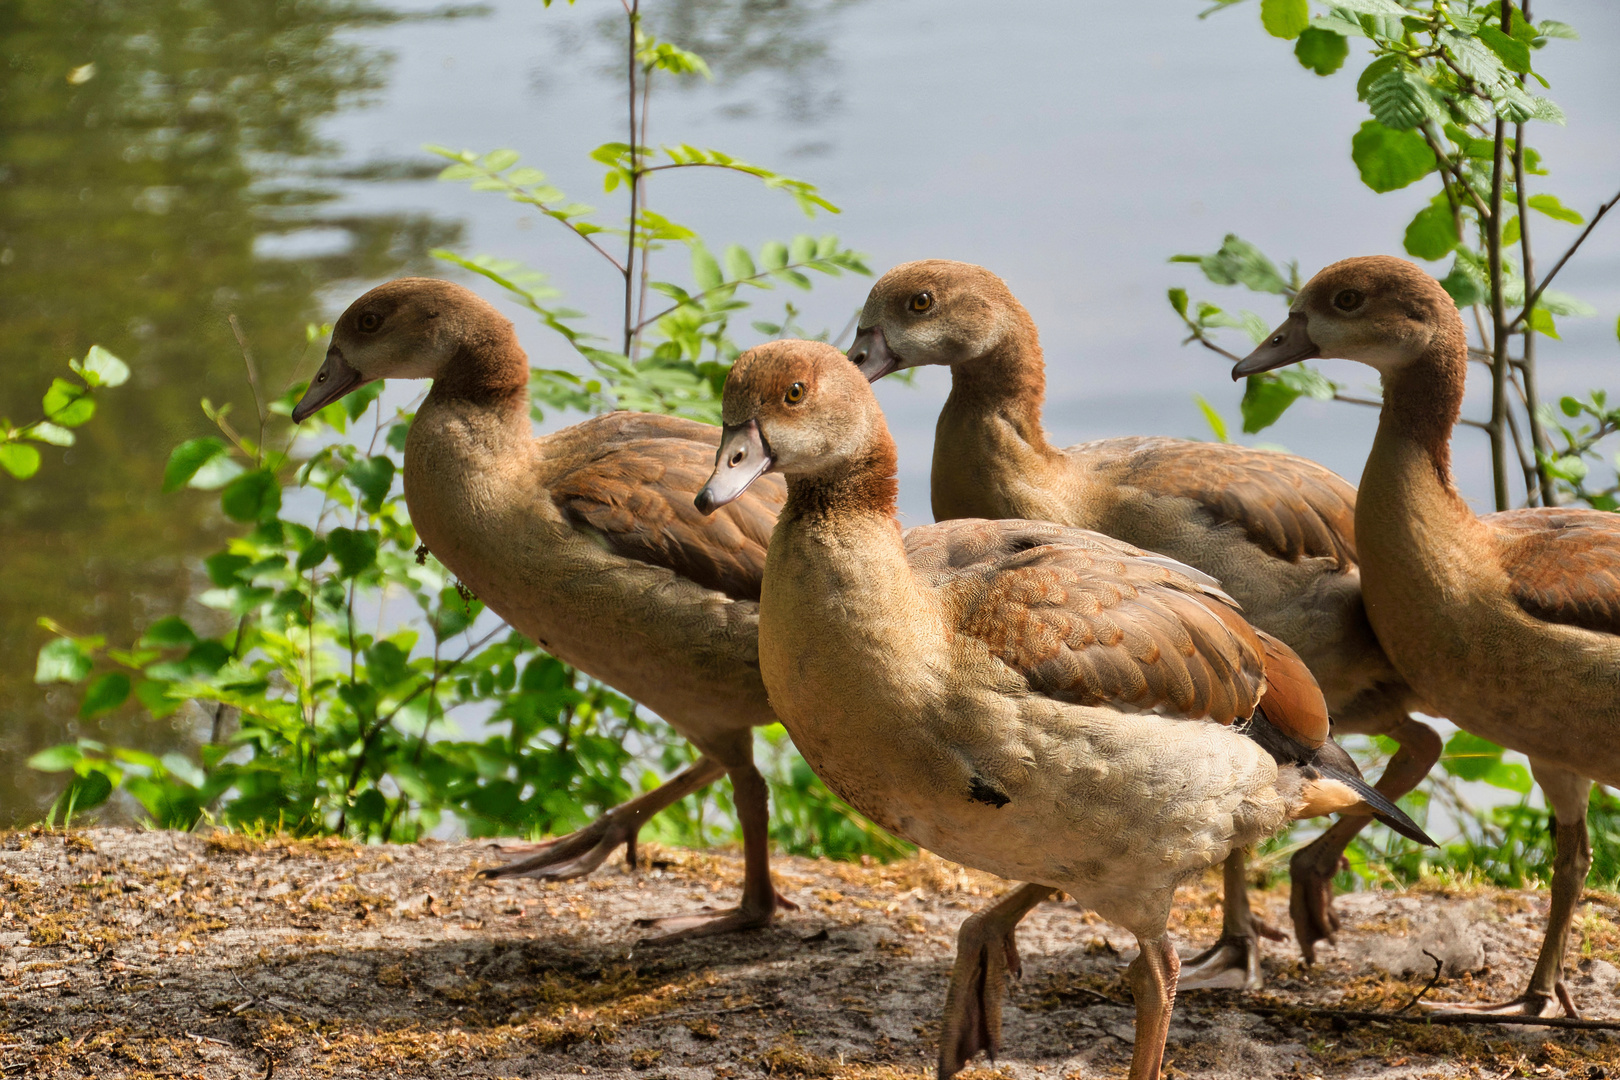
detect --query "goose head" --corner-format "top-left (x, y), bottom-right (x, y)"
top-left (697, 339), bottom-right (883, 512)
top-left (1233, 256), bottom-right (1455, 380)
top-left (292, 278), bottom-right (510, 422)
top-left (848, 259), bottom-right (1025, 380)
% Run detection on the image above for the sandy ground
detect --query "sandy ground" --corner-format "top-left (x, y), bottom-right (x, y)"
top-left (1, 828), bottom-right (1618, 1079)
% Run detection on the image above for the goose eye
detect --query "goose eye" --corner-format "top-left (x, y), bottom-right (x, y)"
top-left (907, 292), bottom-right (934, 313)
top-left (358, 312), bottom-right (382, 332)
top-left (1333, 289), bottom-right (1364, 312)
top-left (784, 382), bottom-right (806, 405)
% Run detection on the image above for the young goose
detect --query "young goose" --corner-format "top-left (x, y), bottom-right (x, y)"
top-left (1236, 254), bottom-right (1620, 1018)
top-left (697, 339), bottom-right (1431, 1079)
top-left (849, 259), bottom-right (1441, 986)
top-left (290, 277), bottom-right (796, 940)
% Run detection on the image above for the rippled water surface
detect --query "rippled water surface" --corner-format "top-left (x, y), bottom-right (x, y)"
top-left (3, 0), bottom-right (1617, 822)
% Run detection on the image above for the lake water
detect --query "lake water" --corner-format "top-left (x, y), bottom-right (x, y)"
top-left (3, 0), bottom-right (1617, 826)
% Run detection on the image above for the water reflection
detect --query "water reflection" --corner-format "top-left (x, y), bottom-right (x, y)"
top-left (0, 0), bottom-right (472, 824)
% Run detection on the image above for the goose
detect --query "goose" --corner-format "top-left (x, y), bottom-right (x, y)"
top-left (697, 338), bottom-right (1432, 1078)
top-left (848, 259), bottom-right (1440, 990)
top-left (290, 277), bottom-right (796, 940)
top-left (1235, 253), bottom-right (1620, 1018)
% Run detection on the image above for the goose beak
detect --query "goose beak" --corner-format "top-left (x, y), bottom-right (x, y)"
top-left (292, 346), bottom-right (369, 423)
top-left (848, 326), bottom-right (900, 382)
top-left (696, 419), bottom-right (773, 514)
top-left (1233, 312), bottom-right (1318, 379)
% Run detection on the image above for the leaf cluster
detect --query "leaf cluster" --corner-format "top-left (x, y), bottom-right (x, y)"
top-left (1, 347), bottom-right (129, 480)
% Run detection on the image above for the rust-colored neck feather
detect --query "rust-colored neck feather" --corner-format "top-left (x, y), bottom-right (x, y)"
top-left (428, 317), bottom-right (531, 411)
top-left (1380, 312), bottom-right (1469, 490)
top-left (942, 301), bottom-right (1051, 453)
top-left (784, 428), bottom-right (901, 523)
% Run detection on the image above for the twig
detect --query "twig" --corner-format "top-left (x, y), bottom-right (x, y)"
top-left (1189, 334), bottom-right (1243, 364)
top-left (1395, 950), bottom-right (1444, 1013)
top-left (1245, 1002), bottom-right (1620, 1032)
top-left (227, 314), bottom-right (267, 463)
top-left (1511, 186), bottom-right (1620, 331)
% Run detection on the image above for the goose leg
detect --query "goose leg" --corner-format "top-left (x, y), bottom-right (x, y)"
top-left (480, 756), bottom-right (727, 881)
top-left (1427, 760), bottom-right (1591, 1018)
top-left (635, 759), bottom-right (797, 941)
top-left (1126, 933), bottom-right (1180, 1080)
top-left (937, 883), bottom-right (1055, 1079)
top-left (1178, 851), bottom-right (1270, 990)
top-left (1289, 714), bottom-right (1440, 963)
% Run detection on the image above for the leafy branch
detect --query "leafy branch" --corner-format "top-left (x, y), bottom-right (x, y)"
top-left (1, 347), bottom-right (129, 479)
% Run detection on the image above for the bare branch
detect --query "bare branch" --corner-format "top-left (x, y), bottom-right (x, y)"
top-left (1510, 186), bottom-right (1620, 331)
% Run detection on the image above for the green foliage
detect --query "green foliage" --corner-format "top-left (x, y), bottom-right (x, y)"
top-left (26, 4), bottom-right (891, 864)
top-left (1178, 1), bottom-right (1620, 887)
top-left (1, 347), bottom-right (128, 479)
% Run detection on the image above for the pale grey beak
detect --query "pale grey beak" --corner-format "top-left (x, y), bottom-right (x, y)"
top-left (1233, 312), bottom-right (1319, 379)
top-left (292, 346), bottom-right (369, 423)
top-left (848, 325), bottom-right (900, 382)
top-left (696, 419), bottom-right (773, 514)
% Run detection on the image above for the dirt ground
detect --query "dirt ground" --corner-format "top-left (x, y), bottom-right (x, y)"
top-left (1, 829), bottom-right (1618, 1079)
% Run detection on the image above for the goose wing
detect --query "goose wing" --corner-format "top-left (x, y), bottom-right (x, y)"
top-left (906, 519), bottom-right (1275, 725)
top-left (1071, 436), bottom-right (1358, 567)
top-left (1490, 506), bottom-right (1620, 637)
top-left (550, 413), bottom-right (785, 602)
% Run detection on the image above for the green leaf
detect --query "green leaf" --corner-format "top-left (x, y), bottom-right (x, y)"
top-left (27, 744), bottom-right (84, 772)
top-left (1294, 27), bottom-right (1348, 75)
top-left (1192, 394), bottom-right (1229, 443)
top-left (430, 586), bottom-right (481, 640)
top-left (481, 148), bottom-right (520, 172)
top-left (723, 244), bottom-right (756, 281)
top-left (79, 673), bottom-right (131, 718)
top-left (1241, 374), bottom-right (1302, 434)
top-left (1168, 288), bottom-right (1189, 319)
top-left (36, 637), bottom-right (93, 684)
top-left (79, 345), bottom-right (130, 388)
top-left (1403, 200), bottom-right (1460, 260)
top-left (1176, 235), bottom-right (1288, 294)
top-left (1439, 260), bottom-right (1484, 307)
top-left (1260, 0), bottom-right (1309, 38)
top-left (1441, 730), bottom-right (1505, 782)
top-left (1527, 193), bottom-right (1583, 224)
top-left (1478, 23), bottom-right (1532, 73)
top-left (327, 527), bottom-right (379, 578)
top-left (1365, 67), bottom-right (1446, 130)
top-left (1350, 120), bottom-right (1436, 193)
top-left (1483, 760), bottom-right (1533, 794)
top-left (1355, 54), bottom-right (1402, 101)
top-left (1527, 305), bottom-right (1559, 339)
top-left (42, 378), bottom-right (95, 427)
top-left (296, 538), bottom-right (328, 572)
top-left (163, 437), bottom-right (229, 492)
top-left (0, 442), bottom-right (41, 479)
top-left (345, 456), bottom-right (396, 514)
top-left (1502, 215), bottom-right (1521, 246)
top-left (139, 617), bottom-right (197, 648)
top-left (690, 245), bottom-right (723, 292)
top-left (26, 421), bottom-right (74, 447)
top-left (220, 470), bottom-right (281, 523)
top-left (759, 240), bottom-right (789, 272)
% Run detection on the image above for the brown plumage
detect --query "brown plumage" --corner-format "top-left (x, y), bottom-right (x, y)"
top-left (1493, 508), bottom-right (1620, 636)
top-left (700, 339), bottom-right (1423, 1080)
top-left (551, 413), bottom-right (784, 603)
top-left (1236, 253), bottom-right (1620, 1019)
top-left (288, 278), bottom-right (794, 940)
top-left (851, 259), bottom-right (1440, 988)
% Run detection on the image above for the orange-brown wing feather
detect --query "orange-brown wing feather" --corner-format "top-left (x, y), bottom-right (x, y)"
top-left (1074, 437), bottom-right (1359, 567)
top-left (550, 413), bottom-right (785, 602)
top-left (907, 519), bottom-right (1268, 724)
top-left (1251, 630), bottom-right (1329, 749)
top-left (1489, 507), bottom-right (1620, 637)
